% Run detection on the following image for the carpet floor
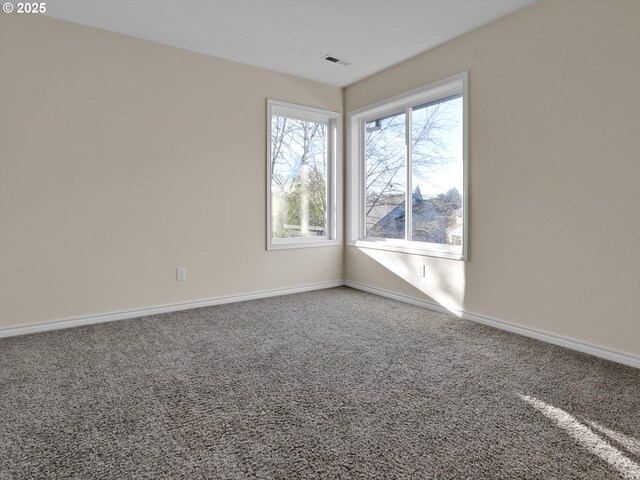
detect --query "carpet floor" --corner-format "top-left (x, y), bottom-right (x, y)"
top-left (0, 287), bottom-right (638, 479)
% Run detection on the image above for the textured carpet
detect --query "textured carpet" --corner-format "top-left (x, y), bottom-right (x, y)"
top-left (1, 287), bottom-right (639, 479)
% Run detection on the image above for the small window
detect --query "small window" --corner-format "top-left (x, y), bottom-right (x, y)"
top-left (267, 100), bottom-right (341, 250)
top-left (348, 72), bottom-right (468, 260)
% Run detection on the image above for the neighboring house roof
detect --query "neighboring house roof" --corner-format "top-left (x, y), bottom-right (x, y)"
top-left (366, 193), bottom-right (404, 226)
top-left (369, 188), bottom-right (462, 244)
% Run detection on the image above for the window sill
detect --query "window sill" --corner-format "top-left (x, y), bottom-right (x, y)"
top-left (352, 239), bottom-right (466, 261)
top-left (268, 238), bottom-right (341, 251)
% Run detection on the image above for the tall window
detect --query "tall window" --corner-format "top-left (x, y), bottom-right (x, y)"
top-left (267, 100), bottom-right (340, 250)
top-left (348, 72), bottom-right (468, 260)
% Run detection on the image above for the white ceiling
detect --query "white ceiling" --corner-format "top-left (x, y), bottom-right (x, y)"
top-left (45, 0), bottom-right (536, 87)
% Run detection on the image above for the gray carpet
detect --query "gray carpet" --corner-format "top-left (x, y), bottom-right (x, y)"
top-left (1, 287), bottom-right (639, 479)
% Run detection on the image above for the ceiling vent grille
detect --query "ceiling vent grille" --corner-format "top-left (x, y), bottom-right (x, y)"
top-left (322, 54), bottom-right (352, 66)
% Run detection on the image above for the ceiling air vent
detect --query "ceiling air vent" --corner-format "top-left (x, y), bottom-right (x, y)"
top-left (322, 54), bottom-right (352, 66)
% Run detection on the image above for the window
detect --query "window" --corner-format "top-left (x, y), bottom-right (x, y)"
top-left (348, 72), bottom-right (468, 260)
top-left (267, 100), bottom-right (340, 250)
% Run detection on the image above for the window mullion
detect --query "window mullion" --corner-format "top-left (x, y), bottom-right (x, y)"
top-left (360, 118), bottom-right (367, 240)
top-left (405, 106), bottom-right (413, 242)
top-left (326, 121), bottom-right (332, 239)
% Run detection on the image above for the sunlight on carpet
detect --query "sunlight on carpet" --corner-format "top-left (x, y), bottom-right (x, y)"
top-left (519, 394), bottom-right (640, 480)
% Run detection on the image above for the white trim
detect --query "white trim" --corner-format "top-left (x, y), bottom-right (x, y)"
top-left (0, 280), bottom-right (343, 339)
top-left (348, 72), bottom-right (466, 118)
top-left (267, 239), bottom-right (341, 250)
top-left (2, 278), bottom-right (636, 370)
top-left (354, 239), bottom-right (464, 260)
top-left (269, 100), bottom-right (338, 123)
top-left (344, 280), bottom-right (640, 369)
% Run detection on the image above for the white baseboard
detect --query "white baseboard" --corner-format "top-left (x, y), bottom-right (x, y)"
top-left (2, 278), bottom-right (637, 369)
top-left (344, 280), bottom-right (640, 369)
top-left (0, 280), bottom-right (344, 339)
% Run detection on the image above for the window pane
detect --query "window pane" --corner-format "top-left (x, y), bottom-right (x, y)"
top-left (271, 115), bottom-right (328, 239)
top-left (411, 96), bottom-right (463, 245)
top-left (364, 112), bottom-right (406, 239)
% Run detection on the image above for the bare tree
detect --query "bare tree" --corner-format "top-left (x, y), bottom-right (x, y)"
top-left (271, 116), bottom-right (327, 238)
top-left (364, 100), bottom-right (460, 234)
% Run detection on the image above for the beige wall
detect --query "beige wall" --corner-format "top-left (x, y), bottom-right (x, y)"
top-left (345, 0), bottom-right (640, 357)
top-left (0, 14), bottom-right (343, 328)
top-left (1, 1), bottom-right (638, 359)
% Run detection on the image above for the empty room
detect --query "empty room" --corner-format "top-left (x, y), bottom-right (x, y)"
top-left (1, 0), bottom-right (639, 478)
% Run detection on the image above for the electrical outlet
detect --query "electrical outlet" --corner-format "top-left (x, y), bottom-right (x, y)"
top-left (176, 267), bottom-right (187, 281)
top-left (418, 265), bottom-right (426, 277)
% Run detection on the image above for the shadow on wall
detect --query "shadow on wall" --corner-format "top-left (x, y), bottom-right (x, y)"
top-left (356, 247), bottom-right (466, 317)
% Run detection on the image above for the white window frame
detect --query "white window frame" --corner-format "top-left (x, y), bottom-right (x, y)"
top-left (267, 99), bottom-right (341, 250)
top-left (347, 72), bottom-right (469, 260)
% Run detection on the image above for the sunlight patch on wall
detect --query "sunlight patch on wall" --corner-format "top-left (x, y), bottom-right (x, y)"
top-left (359, 247), bottom-right (465, 316)
top-left (519, 394), bottom-right (640, 480)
